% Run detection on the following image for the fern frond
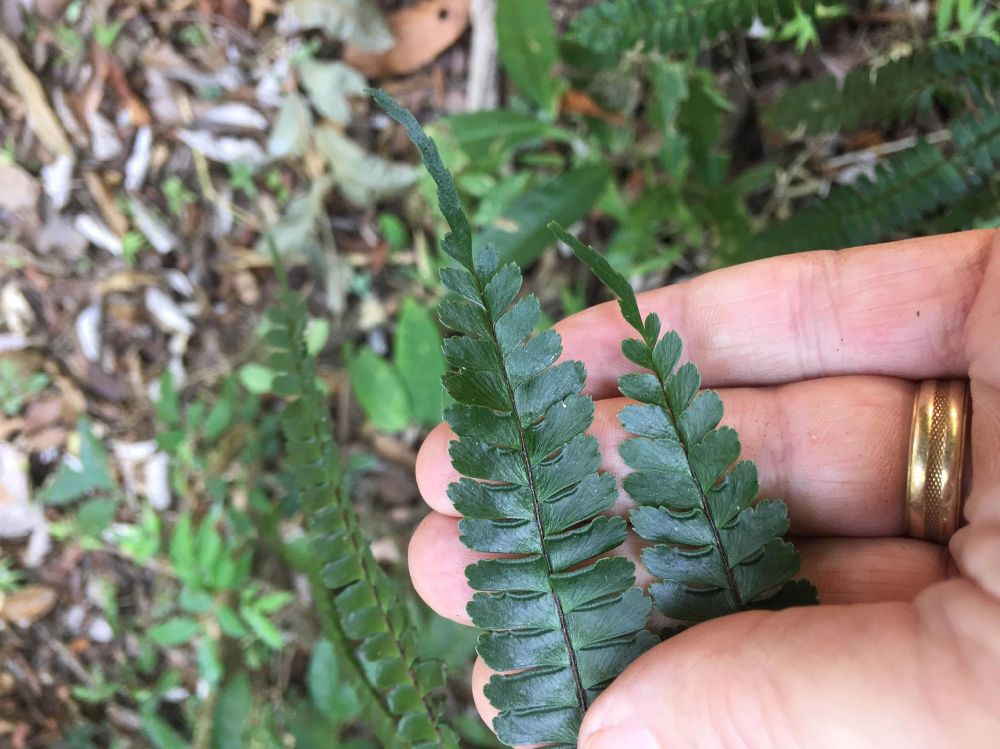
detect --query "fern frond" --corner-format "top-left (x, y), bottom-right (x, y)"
top-left (764, 38), bottom-right (1000, 135)
top-left (552, 224), bottom-right (817, 625)
top-left (266, 290), bottom-right (457, 749)
top-left (374, 90), bottom-right (656, 748)
top-left (569, 0), bottom-right (816, 56)
top-left (745, 108), bottom-right (1000, 260)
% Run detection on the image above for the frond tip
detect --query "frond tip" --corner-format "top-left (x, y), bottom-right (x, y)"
top-left (551, 223), bottom-right (818, 624)
top-left (376, 90), bottom-right (655, 748)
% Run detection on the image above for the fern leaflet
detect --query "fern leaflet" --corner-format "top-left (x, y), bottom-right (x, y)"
top-left (374, 90), bottom-right (656, 748)
top-left (764, 38), bottom-right (1000, 135)
top-left (744, 108), bottom-right (1000, 260)
top-left (266, 285), bottom-right (456, 749)
top-left (569, 0), bottom-right (816, 56)
top-left (551, 223), bottom-right (817, 624)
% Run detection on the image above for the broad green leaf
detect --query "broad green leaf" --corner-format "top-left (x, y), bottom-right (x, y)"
top-left (42, 418), bottom-right (116, 505)
top-left (241, 604), bottom-right (284, 649)
top-left (308, 639), bottom-right (363, 725)
top-left (394, 297), bottom-right (445, 426)
top-left (438, 111), bottom-right (569, 171)
top-left (141, 704), bottom-right (188, 749)
top-left (347, 347), bottom-right (411, 432)
top-left (497, 0), bottom-right (560, 111)
top-left (238, 364), bottom-right (274, 394)
top-left (149, 617), bottom-right (200, 646)
top-left (476, 163), bottom-right (610, 267)
top-left (169, 513), bottom-right (198, 586)
top-left (305, 318), bottom-right (331, 356)
top-left (76, 497), bottom-right (117, 537)
top-left (291, 0), bottom-right (393, 52)
top-left (314, 125), bottom-right (417, 207)
top-left (212, 671), bottom-right (251, 749)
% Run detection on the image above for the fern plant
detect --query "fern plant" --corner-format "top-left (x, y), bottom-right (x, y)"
top-left (764, 37), bottom-right (1000, 135)
top-left (550, 224), bottom-right (817, 622)
top-left (373, 90), bottom-right (657, 748)
top-left (569, 0), bottom-right (816, 56)
top-left (265, 279), bottom-right (457, 748)
top-left (744, 107), bottom-right (1000, 259)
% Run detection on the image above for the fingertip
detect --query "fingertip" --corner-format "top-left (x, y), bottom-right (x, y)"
top-left (415, 421), bottom-right (460, 515)
top-left (407, 511), bottom-right (475, 625)
top-left (471, 656), bottom-right (500, 730)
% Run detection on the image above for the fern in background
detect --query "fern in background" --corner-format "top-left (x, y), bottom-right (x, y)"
top-left (266, 280), bottom-right (457, 749)
top-left (569, 0), bottom-right (816, 55)
top-left (745, 108), bottom-right (1000, 259)
top-left (552, 224), bottom-right (817, 623)
top-left (764, 37), bottom-right (1000, 135)
top-left (374, 90), bottom-right (656, 748)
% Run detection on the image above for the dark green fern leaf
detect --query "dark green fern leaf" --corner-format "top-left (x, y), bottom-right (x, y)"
top-left (744, 107), bottom-right (1000, 260)
top-left (551, 223), bottom-right (817, 624)
top-left (266, 288), bottom-right (457, 749)
top-left (375, 89), bottom-right (656, 748)
top-left (764, 38), bottom-right (1000, 135)
top-left (569, 0), bottom-right (816, 56)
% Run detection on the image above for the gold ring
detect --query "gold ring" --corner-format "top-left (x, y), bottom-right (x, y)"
top-left (905, 379), bottom-right (970, 543)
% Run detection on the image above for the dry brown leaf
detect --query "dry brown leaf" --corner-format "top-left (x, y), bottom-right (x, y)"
top-left (246, 0), bottom-right (280, 30)
top-left (344, 0), bottom-right (470, 79)
top-left (0, 35), bottom-right (72, 157)
top-left (560, 88), bottom-right (625, 125)
top-left (0, 586), bottom-right (58, 626)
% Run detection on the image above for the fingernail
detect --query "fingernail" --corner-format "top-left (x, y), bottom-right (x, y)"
top-left (584, 723), bottom-right (660, 749)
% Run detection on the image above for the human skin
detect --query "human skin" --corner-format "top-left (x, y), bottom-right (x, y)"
top-left (408, 229), bottom-right (1000, 748)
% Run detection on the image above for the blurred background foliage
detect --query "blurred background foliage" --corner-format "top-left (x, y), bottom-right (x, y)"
top-left (0, 0), bottom-right (998, 746)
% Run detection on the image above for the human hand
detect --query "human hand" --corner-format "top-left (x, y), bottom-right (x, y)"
top-left (409, 229), bottom-right (1000, 748)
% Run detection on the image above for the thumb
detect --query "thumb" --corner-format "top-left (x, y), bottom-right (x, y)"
top-left (577, 599), bottom-right (997, 749)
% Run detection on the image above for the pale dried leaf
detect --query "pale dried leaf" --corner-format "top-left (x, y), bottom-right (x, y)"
top-left (344, 0), bottom-right (470, 78)
top-left (41, 154), bottom-right (73, 210)
top-left (74, 214), bottom-right (122, 255)
top-left (144, 287), bottom-right (194, 336)
top-left (0, 163), bottom-right (39, 213)
top-left (314, 125), bottom-right (416, 206)
top-left (267, 92), bottom-right (313, 158)
top-left (298, 59), bottom-right (367, 124)
top-left (128, 199), bottom-right (178, 254)
top-left (178, 129), bottom-right (266, 165)
top-left (0, 282), bottom-right (35, 334)
top-left (124, 126), bottom-right (153, 191)
top-left (0, 34), bottom-right (71, 156)
top-left (0, 444), bottom-right (45, 539)
top-left (198, 102), bottom-right (270, 131)
top-left (75, 303), bottom-right (102, 362)
top-left (0, 585), bottom-right (57, 625)
top-left (86, 110), bottom-right (122, 162)
top-left (290, 0), bottom-right (394, 52)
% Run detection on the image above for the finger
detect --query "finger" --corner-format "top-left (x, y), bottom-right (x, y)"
top-left (417, 375), bottom-right (913, 536)
top-left (555, 230), bottom-right (992, 398)
top-left (952, 229), bottom-right (1000, 601)
top-left (409, 511), bottom-right (949, 626)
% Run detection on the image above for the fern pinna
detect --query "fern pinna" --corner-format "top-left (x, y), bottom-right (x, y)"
top-left (569, 0), bottom-right (816, 56)
top-left (266, 284), bottom-right (456, 748)
top-left (551, 224), bottom-right (817, 623)
top-left (373, 90), bottom-right (656, 748)
top-left (764, 38), bottom-right (1000, 136)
